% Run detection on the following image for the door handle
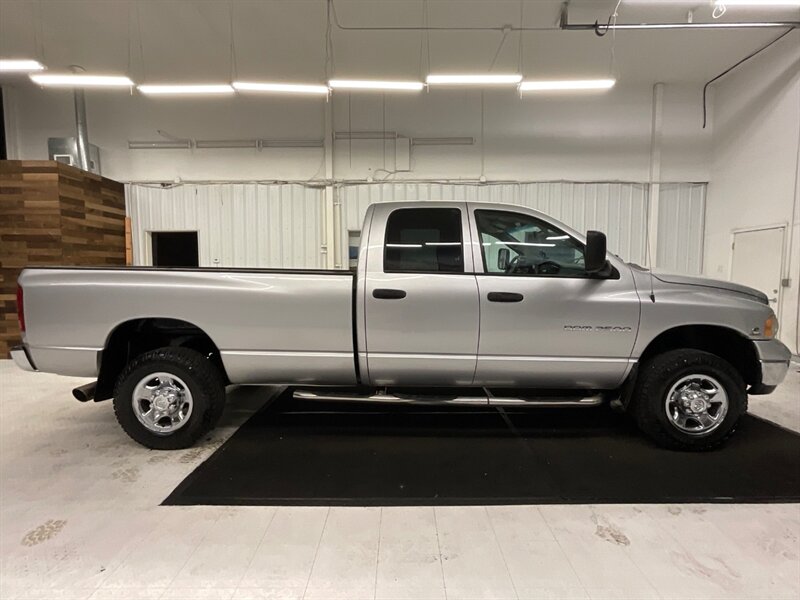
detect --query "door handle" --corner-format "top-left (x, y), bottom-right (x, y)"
top-left (487, 292), bottom-right (524, 303)
top-left (373, 288), bottom-right (407, 300)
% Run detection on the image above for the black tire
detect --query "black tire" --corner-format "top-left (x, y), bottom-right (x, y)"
top-left (631, 349), bottom-right (747, 451)
top-left (113, 347), bottom-right (226, 450)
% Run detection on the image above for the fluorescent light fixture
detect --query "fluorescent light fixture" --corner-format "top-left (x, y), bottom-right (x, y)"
top-left (519, 79), bottom-right (616, 92)
top-left (715, 0), bottom-right (800, 5)
top-left (426, 74), bottom-right (522, 85)
top-left (138, 84), bottom-right (234, 95)
top-left (233, 81), bottom-right (329, 95)
top-left (128, 140), bottom-right (192, 150)
top-left (328, 79), bottom-right (424, 91)
top-left (546, 235), bottom-right (570, 240)
top-left (0, 59), bottom-right (44, 72)
top-left (30, 73), bottom-right (133, 87)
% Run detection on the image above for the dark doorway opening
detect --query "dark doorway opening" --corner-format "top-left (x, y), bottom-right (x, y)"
top-left (151, 231), bottom-right (199, 267)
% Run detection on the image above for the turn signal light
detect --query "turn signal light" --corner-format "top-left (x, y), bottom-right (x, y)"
top-left (763, 315), bottom-right (778, 338)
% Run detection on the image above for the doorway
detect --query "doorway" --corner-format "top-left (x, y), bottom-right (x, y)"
top-left (151, 231), bottom-right (199, 268)
top-left (730, 225), bottom-right (785, 312)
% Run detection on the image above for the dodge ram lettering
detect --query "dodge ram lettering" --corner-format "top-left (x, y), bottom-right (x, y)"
top-left (12, 201), bottom-right (791, 450)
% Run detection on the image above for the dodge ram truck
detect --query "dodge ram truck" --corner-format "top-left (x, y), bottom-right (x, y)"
top-left (12, 201), bottom-right (791, 450)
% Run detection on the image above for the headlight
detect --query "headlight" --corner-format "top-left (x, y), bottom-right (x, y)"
top-left (763, 315), bottom-right (779, 338)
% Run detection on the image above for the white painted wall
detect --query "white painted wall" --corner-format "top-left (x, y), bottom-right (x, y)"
top-left (705, 30), bottom-right (800, 354)
top-left (3, 82), bottom-right (710, 184)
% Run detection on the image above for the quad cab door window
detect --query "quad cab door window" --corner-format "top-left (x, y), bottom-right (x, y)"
top-left (475, 210), bottom-right (586, 277)
top-left (384, 208), bottom-right (464, 273)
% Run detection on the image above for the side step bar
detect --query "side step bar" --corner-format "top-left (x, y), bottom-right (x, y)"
top-left (293, 389), bottom-right (603, 407)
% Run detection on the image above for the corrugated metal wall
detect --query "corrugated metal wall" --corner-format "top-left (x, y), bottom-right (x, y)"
top-left (127, 181), bottom-right (705, 274)
top-left (339, 182), bottom-right (654, 267)
top-left (656, 183), bottom-right (706, 274)
top-left (126, 183), bottom-right (325, 268)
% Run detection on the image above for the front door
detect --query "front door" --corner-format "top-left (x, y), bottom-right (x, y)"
top-left (469, 206), bottom-right (640, 389)
top-left (363, 204), bottom-right (479, 386)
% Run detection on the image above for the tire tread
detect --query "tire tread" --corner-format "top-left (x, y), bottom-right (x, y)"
top-left (113, 347), bottom-right (225, 450)
top-left (631, 349), bottom-right (747, 451)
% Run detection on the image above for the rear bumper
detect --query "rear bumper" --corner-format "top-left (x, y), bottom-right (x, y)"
top-left (10, 346), bottom-right (37, 372)
top-left (752, 339), bottom-right (791, 392)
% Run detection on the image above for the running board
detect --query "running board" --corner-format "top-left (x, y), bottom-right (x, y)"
top-left (292, 389), bottom-right (604, 407)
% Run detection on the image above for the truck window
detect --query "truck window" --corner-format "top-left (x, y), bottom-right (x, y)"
top-left (348, 230), bottom-right (360, 270)
top-left (475, 209), bottom-right (586, 277)
top-left (384, 208), bottom-right (464, 273)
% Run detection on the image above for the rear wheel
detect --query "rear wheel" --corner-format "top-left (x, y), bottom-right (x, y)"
top-left (631, 349), bottom-right (747, 451)
top-left (113, 347), bottom-right (226, 450)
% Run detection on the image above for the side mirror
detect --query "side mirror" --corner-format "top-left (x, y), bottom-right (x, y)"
top-left (585, 230), bottom-right (608, 274)
top-left (497, 248), bottom-right (510, 271)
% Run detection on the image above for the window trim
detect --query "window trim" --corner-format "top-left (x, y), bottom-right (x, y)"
top-left (473, 209), bottom-right (595, 280)
top-left (382, 207), bottom-right (467, 275)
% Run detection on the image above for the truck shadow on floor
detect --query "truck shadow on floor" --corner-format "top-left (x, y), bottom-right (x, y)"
top-left (164, 388), bottom-right (800, 506)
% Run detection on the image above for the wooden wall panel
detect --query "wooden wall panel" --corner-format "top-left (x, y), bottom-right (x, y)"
top-left (0, 161), bottom-right (126, 357)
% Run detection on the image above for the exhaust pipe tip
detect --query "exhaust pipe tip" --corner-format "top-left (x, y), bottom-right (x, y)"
top-left (73, 382), bottom-right (97, 403)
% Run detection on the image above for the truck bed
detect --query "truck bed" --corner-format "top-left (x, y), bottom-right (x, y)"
top-left (18, 267), bottom-right (358, 385)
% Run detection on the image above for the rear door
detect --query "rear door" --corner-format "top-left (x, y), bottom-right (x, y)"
top-left (362, 203), bottom-right (479, 386)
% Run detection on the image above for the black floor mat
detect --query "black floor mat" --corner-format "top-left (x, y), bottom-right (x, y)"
top-left (163, 389), bottom-right (800, 506)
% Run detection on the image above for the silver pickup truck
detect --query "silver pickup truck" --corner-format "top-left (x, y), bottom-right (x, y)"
top-left (12, 201), bottom-right (791, 451)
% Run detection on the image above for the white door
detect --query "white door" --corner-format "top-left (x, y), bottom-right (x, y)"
top-left (731, 226), bottom-right (784, 311)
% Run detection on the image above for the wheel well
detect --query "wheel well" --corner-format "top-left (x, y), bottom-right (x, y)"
top-left (638, 325), bottom-right (760, 386)
top-left (95, 318), bottom-right (228, 401)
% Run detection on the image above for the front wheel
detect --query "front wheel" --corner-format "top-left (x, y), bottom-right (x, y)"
top-left (631, 349), bottom-right (747, 451)
top-left (113, 347), bottom-right (226, 450)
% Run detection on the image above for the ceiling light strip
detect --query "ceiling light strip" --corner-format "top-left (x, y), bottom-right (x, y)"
top-left (519, 79), bottom-right (616, 91)
top-left (138, 84), bottom-right (234, 95)
top-left (427, 74), bottom-right (522, 85)
top-left (30, 74), bottom-right (134, 87)
top-left (233, 81), bottom-right (329, 95)
top-left (328, 80), bottom-right (424, 91)
top-left (0, 59), bottom-right (45, 72)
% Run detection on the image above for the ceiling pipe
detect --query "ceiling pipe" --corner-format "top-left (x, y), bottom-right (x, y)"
top-left (559, 2), bottom-right (799, 34)
top-left (330, 0), bottom-right (799, 33)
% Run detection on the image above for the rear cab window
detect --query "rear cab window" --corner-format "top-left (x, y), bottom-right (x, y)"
top-left (384, 208), bottom-right (464, 273)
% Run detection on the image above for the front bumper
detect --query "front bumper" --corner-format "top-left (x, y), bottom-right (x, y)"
top-left (10, 345), bottom-right (36, 372)
top-left (752, 338), bottom-right (791, 389)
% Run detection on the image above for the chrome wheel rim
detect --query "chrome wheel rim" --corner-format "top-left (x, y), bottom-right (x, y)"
top-left (132, 372), bottom-right (193, 435)
top-left (665, 374), bottom-right (729, 436)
